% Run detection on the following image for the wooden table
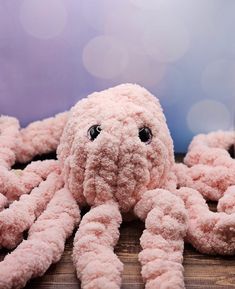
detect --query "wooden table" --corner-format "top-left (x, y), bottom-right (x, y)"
top-left (1, 154), bottom-right (235, 288)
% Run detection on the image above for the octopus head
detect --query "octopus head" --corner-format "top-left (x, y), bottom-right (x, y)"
top-left (57, 84), bottom-right (174, 212)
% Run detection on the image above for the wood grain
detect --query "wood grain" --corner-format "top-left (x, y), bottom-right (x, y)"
top-left (1, 154), bottom-right (235, 288)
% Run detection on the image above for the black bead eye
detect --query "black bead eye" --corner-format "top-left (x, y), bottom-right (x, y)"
top-left (88, 125), bottom-right (101, 141)
top-left (138, 127), bottom-right (152, 144)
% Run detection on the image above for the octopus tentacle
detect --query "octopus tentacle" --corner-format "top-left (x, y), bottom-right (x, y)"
top-left (174, 130), bottom-right (235, 256)
top-left (0, 114), bottom-right (64, 207)
top-left (179, 130), bottom-right (235, 201)
top-left (0, 172), bottom-right (63, 249)
top-left (16, 112), bottom-right (68, 163)
top-left (177, 187), bottom-right (235, 255)
top-left (173, 162), bottom-right (234, 201)
top-left (73, 202), bottom-right (123, 289)
top-left (0, 187), bottom-right (80, 289)
top-left (184, 130), bottom-right (234, 167)
top-left (134, 189), bottom-right (188, 289)
top-left (0, 159), bottom-right (60, 201)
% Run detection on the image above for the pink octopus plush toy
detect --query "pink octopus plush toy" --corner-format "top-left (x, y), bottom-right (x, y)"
top-left (0, 84), bottom-right (234, 289)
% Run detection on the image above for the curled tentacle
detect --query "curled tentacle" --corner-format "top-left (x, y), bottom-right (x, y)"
top-left (0, 172), bottom-right (63, 249)
top-left (184, 130), bottom-right (234, 167)
top-left (73, 202), bottom-right (123, 289)
top-left (174, 130), bottom-right (235, 201)
top-left (134, 189), bottom-right (188, 289)
top-left (0, 159), bottom-right (60, 201)
top-left (176, 187), bottom-right (235, 255)
top-left (16, 112), bottom-right (68, 163)
top-left (173, 162), bottom-right (234, 201)
top-left (0, 188), bottom-right (80, 289)
top-left (174, 130), bottom-right (235, 255)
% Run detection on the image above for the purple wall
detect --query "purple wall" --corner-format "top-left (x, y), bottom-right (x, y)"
top-left (0, 0), bottom-right (234, 152)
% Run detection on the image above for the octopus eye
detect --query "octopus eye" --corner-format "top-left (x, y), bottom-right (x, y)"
top-left (138, 127), bottom-right (152, 144)
top-left (88, 125), bottom-right (102, 141)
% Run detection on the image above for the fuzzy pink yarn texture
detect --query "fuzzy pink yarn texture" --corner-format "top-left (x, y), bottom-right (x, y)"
top-left (174, 130), bottom-right (235, 255)
top-left (0, 83), bottom-right (233, 289)
top-left (175, 131), bottom-right (235, 200)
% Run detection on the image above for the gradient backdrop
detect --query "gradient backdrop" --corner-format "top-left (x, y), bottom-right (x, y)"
top-left (0, 0), bottom-right (234, 152)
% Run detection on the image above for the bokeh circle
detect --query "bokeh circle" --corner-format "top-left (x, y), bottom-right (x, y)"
top-left (20, 0), bottom-right (67, 39)
top-left (82, 35), bottom-right (129, 79)
top-left (187, 99), bottom-right (232, 134)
